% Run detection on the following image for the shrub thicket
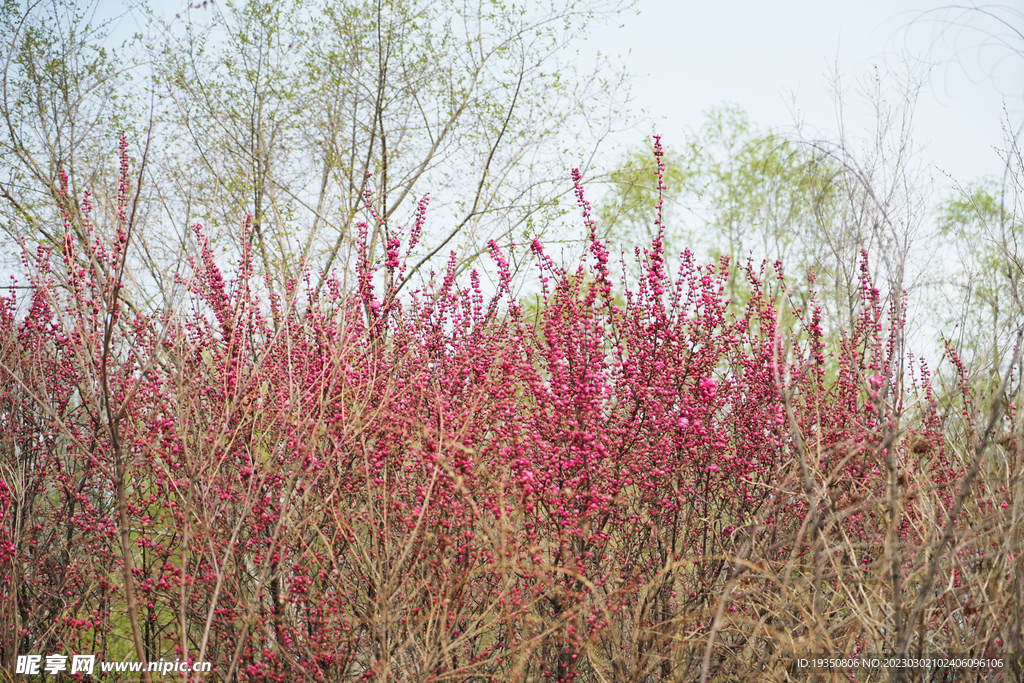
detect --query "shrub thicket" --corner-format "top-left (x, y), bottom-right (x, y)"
top-left (1, 139), bottom-right (1022, 682)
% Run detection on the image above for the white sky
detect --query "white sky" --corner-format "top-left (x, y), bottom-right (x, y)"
top-left (581, 1), bottom-right (1023, 187)
top-left (113, 1), bottom-right (1023, 188)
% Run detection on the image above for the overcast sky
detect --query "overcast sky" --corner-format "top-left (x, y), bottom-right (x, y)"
top-left (581, 1), bottom-right (1023, 188)
top-left (121, 1), bottom-right (1022, 187)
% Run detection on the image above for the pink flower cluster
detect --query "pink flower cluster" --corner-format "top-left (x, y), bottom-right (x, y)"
top-left (0, 141), bottom-right (1005, 682)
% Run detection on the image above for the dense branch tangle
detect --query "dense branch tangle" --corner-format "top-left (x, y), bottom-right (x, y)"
top-left (1, 151), bottom-right (1021, 681)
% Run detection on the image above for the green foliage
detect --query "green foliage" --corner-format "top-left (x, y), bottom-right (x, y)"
top-left (937, 178), bottom-right (1024, 376)
top-left (0, 0), bottom-right (632, 299)
top-left (596, 106), bottom-right (844, 326)
top-left (0, 0), bottom-right (135, 252)
top-left (142, 0), bottom-right (632, 287)
top-left (598, 106), bottom-right (840, 268)
top-left (595, 138), bottom-right (687, 244)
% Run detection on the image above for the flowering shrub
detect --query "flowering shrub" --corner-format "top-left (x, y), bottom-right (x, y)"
top-left (1, 138), bottom-right (1021, 681)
